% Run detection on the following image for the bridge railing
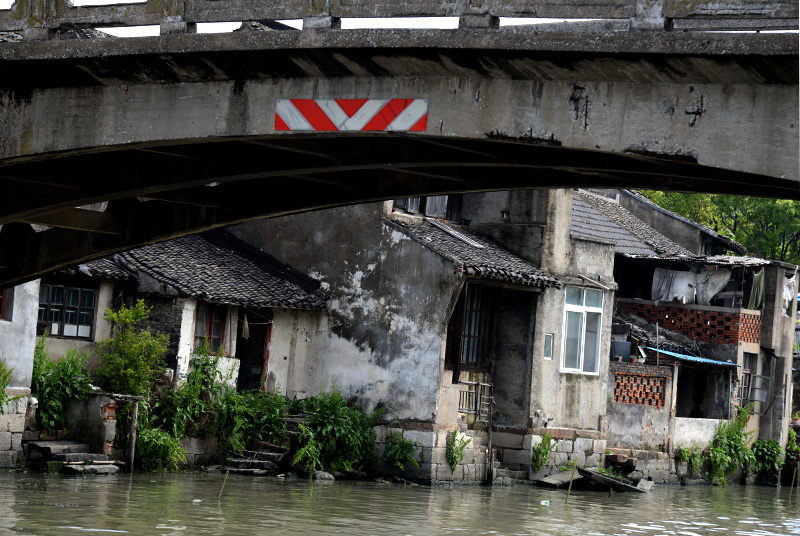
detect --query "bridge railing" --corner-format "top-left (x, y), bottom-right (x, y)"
top-left (0, 0), bottom-right (797, 38)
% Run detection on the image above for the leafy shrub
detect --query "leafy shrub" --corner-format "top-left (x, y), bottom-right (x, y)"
top-left (751, 438), bottom-right (784, 478)
top-left (294, 386), bottom-right (383, 472)
top-left (218, 388), bottom-right (287, 454)
top-left (445, 431), bottom-right (471, 472)
top-left (708, 403), bottom-right (755, 485)
top-left (786, 428), bottom-right (800, 463)
top-left (384, 431), bottom-right (421, 471)
top-left (531, 431), bottom-right (557, 473)
top-left (30, 333), bottom-right (91, 434)
top-left (136, 427), bottom-right (186, 471)
top-left (0, 359), bottom-right (21, 414)
top-left (292, 423), bottom-right (322, 477)
top-left (94, 300), bottom-right (168, 398)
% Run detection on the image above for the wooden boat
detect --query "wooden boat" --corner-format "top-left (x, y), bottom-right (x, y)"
top-left (577, 467), bottom-right (653, 493)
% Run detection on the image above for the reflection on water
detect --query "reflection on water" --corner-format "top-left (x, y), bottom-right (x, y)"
top-left (0, 473), bottom-right (798, 535)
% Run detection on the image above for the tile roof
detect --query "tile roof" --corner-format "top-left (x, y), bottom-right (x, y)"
top-left (84, 231), bottom-right (326, 310)
top-left (619, 189), bottom-right (747, 255)
top-left (572, 190), bottom-right (695, 258)
top-left (388, 218), bottom-right (561, 288)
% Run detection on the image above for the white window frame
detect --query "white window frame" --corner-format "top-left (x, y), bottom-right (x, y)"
top-left (560, 286), bottom-right (604, 375)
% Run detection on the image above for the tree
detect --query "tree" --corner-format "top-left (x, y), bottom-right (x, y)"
top-left (640, 191), bottom-right (800, 265)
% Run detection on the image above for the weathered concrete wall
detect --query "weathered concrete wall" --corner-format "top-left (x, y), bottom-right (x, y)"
top-left (230, 202), bottom-right (458, 420)
top-left (492, 289), bottom-right (537, 427)
top-left (606, 364), bottom-right (674, 451)
top-left (673, 416), bottom-right (719, 449)
top-left (461, 191), bottom-right (548, 266)
top-left (757, 263), bottom-right (798, 446)
top-left (65, 395), bottom-right (117, 454)
top-left (0, 33), bottom-right (796, 183)
top-left (0, 281), bottom-right (39, 389)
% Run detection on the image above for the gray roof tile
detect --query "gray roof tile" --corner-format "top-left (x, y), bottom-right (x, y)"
top-left (389, 218), bottom-right (560, 288)
top-left (83, 231), bottom-right (326, 310)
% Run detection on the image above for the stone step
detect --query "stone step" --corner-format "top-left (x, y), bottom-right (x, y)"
top-left (241, 450), bottom-right (284, 462)
top-left (495, 468), bottom-right (528, 480)
top-left (227, 458), bottom-right (279, 470)
top-left (53, 452), bottom-right (110, 463)
top-left (26, 440), bottom-right (92, 456)
top-left (219, 467), bottom-right (270, 476)
top-left (61, 464), bottom-right (120, 475)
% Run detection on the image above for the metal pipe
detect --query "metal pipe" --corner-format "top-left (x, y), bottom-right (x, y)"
top-left (578, 273), bottom-right (611, 291)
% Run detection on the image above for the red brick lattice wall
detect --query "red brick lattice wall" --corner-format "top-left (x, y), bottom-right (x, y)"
top-left (617, 301), bottom-right (761, 344)
top-left (613, 372), bottom-right (667, 408)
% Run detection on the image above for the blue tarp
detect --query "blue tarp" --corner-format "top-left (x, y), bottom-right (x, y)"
top-left (646, 347), bottom-right (739, 367)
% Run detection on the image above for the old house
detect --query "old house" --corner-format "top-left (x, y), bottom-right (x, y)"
top-left (230, 188), bottom-right (616, 482)
top-left (575, 190), bottom-right (798, 460)
top-left (31, 229), bottom-right (327, 390)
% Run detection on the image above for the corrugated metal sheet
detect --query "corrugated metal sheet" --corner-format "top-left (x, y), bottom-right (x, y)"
top-left (646, 347), bottom-right (739, 367)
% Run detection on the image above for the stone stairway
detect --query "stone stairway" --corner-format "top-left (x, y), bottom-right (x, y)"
top-left (219, 442), bottom-right (287, 476)
top-left (25, 440), bottom-right (122, 475)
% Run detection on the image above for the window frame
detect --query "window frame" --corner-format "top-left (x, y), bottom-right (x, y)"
top-left (560, 286), bottom-right (604, 375)
top-left (194, 302), bottom-right (227, 355)
top-left (445, 283), bottom-right (496, 382)
top-left (37, 283), bottom-right (97, 339)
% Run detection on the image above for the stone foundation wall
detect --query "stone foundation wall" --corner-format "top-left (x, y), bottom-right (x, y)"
top-left (526, 428), bottom-right (606, 479)
top-left (606, 447), bottom-right (681, 484)
top-left (0, 392), bottom-right (31, 468)
top-left (374, 425), bottom-right (489, 484)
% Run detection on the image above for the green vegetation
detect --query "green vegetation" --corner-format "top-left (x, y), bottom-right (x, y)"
top-left (597, 465), bottom-right (625, 479)
top-left (30, 333), bottom-right (91, 434)
top-left (785, 428), bottom-right (800, 463)
top-left (291, 386), bottom-right (383, 472)
top-left (0, 359), bottom-right (22, 414)
top-left (445, 432), bottom-right (471, 472)
top-left (751, 438), bottom-right (784, 479)
top-left (384, 431), bottom-right (421, 471)
top-left (292, 423), bottom-right (322, 476)
top-left (675, 445), bottom-right (704, 475)
top-left (530, 431), bottom-right (557, 473)
top-left (640, 191), bottom-right (800, 264)
top-left (94, 300), bottom-right (169, 398)
top-left (136, 427), bottom-right (187, 471)
top-left (708, 403), bottom-right (755, 486)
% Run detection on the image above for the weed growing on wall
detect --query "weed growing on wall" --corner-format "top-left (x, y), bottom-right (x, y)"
top-left (0, 359), bottom-right (21, 414)
top-left (530, 431), bottom-right (557, 473)
top-left (384, 431), bottom-right (421, 471)
top-left (708, 403), bottom-right (755, 486)
top-left (293, 423), bottom-right (323, 477)
top-left (446, 432), bottom-right (472, 472)
top-left (136, 427), bottom-right (186, 471)
top-left (30, 333), bottom-right (91, 434)
top-left (751, 439), bottom-right (784, 479)
top-left (786, 429), bottom-right (800, 463)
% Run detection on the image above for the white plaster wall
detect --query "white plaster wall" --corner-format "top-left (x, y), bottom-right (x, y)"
top-left (673, 417), bottom-right (720, 448)
top-left (0, 281), bottom-right (39, 389)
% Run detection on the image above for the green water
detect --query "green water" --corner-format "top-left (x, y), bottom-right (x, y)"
top-left (0, 472), bottom-right (798, 535)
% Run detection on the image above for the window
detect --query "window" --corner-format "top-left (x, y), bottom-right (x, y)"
top-left (38, 284), bottom-right (95, 338)
top-left (0, 289), bottom-right (6, 320)
top-left (739, 352), bottom-right (756, 406)
top-left (194, 302), bottom-right (226, 354)
top-left (393, 195), bottom-right (462, 222)
top-left (561, 286), bottom-right (603, 374)
top-left (544, 333), bottom-right (553, 359)
top-left (445, 284), bottom-right (496, 380)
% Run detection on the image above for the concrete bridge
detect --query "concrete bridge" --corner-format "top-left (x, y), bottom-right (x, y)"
top-left (0, 0), bottom-right (797, 289)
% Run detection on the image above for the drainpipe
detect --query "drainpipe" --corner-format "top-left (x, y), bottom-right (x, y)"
top-left (727, 368), bottom-right (732, 419)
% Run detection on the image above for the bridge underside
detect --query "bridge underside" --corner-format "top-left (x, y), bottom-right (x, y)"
top-left (0, 133), bottom-right (795, 289)
top-left (0, 30), bottom-right (797, 288)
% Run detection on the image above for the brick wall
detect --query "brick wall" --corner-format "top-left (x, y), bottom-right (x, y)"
top-left (610, 363), bottom-right (672, 409)
top-left (135, 296), bottom-right (186, 365)
top-left (617, 300), bottom-right (761, 344)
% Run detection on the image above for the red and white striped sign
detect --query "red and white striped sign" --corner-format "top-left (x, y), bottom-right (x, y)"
top-left (275, 99), bottom-right (427, 132)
